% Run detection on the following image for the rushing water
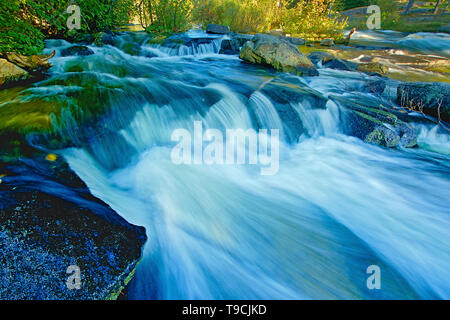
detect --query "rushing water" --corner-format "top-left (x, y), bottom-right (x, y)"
top-left (26, 31), bottom-right (450, 299)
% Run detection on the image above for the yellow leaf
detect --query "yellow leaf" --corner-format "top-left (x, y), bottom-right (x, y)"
top-left (45, 154), bottom-right (58, 162)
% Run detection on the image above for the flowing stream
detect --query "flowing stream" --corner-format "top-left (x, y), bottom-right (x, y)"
top-left (24, 31), bottom-right (450, 299)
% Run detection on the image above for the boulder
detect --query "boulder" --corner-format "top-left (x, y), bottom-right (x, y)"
top-left (0, 155), bottom-right (147, 300)
top-left (94, 31), bottom-right (115, 46)
top-left (330, 94), bottom-right (418, 148)
top-left (357, 62), bottom-right (389, 75)
top-left (206, 24), bottom-right (230, 34)
top-left (397, 82), bottom-right (450, 123)
top-left (220, 39), bottom-right (241, 54)
top-left (6, 51), bottom-right (55, 72)
top-left (0, 58), bottom-right (29, 87)
top-left (308, 51), bottom-right (335, 66)
top-left (320, 39), bottom-right (335, 46)
top-left (239, 34), bottom-right (318, 76)
top-left (61, 45), bottom-right (94, 57)
top-left (323, 58), bottom-right (358, 71)
top-left (286, 37), bottom-right (306, 45)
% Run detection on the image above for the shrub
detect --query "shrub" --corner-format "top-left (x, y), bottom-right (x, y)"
top-left (281, 0), bottom-right (348, 40)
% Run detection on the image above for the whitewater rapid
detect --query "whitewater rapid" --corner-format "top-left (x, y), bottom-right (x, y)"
top-left (35, 31), bottom-right (450, 299)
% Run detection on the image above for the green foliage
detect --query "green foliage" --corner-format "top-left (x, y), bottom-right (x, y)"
top-left (369, 0), bottom-right (400, 29)
top-left (333, 0), bottom-right (370, 11)
top-left (0, 0), bottom-right (45, 55)
top-left (139, 0), bottom-right (192, 33)
top-left (281, 0), bottom-right (348, 40)
top-left (191, 0), bottom-right (281, 33)
top-left (0, 0), bottom-right (135, 55)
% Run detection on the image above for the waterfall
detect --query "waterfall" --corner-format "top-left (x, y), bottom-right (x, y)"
top-left (25, 30), bottom-right (450, 300)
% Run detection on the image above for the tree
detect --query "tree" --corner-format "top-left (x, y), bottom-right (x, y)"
top-left (433, 0), bottom-right (442, 14)
top-left (403, 0), bottom-right (414, 15)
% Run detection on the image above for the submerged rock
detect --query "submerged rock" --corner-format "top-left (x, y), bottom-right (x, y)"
top-left (0, 58), bottom-right (29, 87)
top-left (239, 34), bottom-right (318, 76)
top-left (397, 82), bottom-right (450, 123)
top-left (206, 24), bottom-right (230, 34)
top-left (0, 155), bottom-right (146, 299)
top-left (61, 45), bottom-right (94, 57)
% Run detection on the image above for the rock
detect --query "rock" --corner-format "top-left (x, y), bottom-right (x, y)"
top-left (220, 39), bottom-right (241, 54)
top-left (0, 58), bottom-right (29, 87)
top-left (397, 82), bottom-right (450, 123)
top-left (6, 51), bottom-right (55, 72)
top-left (0, 155), bottom-right (146, 300)
top-left (206, 24), bottom-right (230, 34)
top-left (320, 39), bottom-right (334, 46)
top-left (94, 31), bottom-right (115, 46)
top-left (323, 58), bottom-right (358, 71)
top-left (365, 126), bottom-right (400, 148)
top-left (232, 33), bottom-right (254, 46)
top-left (438, 23), bottom-right (450, 33)
top-left (239, 34), bottom-right (318, 76)
top-left (357, 62), bottom-right (389, 75)
top-left (61, 45), bottom-right (94, 57)
top-left (330, 94), bottom-right (418, 148)
top-left (361, 79), bottom-right (387, 95)
top-left (308, 51), bottom-right (335, 66)
top-left (286, 37), bottom-right (306, 46)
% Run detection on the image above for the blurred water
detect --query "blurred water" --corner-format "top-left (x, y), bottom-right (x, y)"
top-left (32, 31), bottom-right (450, 299)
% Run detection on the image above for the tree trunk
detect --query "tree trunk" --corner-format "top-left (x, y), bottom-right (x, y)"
top-left (434, 0), bottom-right (442, 14)
top-left (443, 0), bottom-right (449, 14)
top-left (403, 0), bottom-right (415, 15)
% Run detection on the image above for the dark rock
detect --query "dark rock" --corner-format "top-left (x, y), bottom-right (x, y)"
top-left (286, 37), bottom-right (306, 45)
top-left (94, 31), bottom-right (115, 46)
top-left (239, 34), bottom-right (318, 76)
top-left (206, 24), bottom-right (230, 34)
top-left (323, 58), bottom-right (358, 71)
top-left (330, 95), bottom-right (418, 148)
top-left (397, 82), bottom-right (450, 123)
top-left (320, 39), bottom-right (334, 46)
top-left (61, 45), bottom-right (94, 57)
top-left (0, 155), bottom-right (146, 300)
top-left (361, 79), bottom-right (387, 95)
top-left (220, 39), bottom-right (240, 54)
top-left (308, 51), bottom-right (335, 66)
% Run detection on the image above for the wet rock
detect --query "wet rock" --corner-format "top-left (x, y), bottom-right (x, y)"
top-left (361, 79), bottom-right (387, 95)
top-left (365, 126), bottom-right (400, 148)
top-left (323, 58), bottom-right (358, 71)
top-left (94, 31), bottom-right (115, 46)
top-left (320, 39), bottom-right (334, 46)
top-left (308, 51), bottom-right (335, 66)
top-left (206, 24), bottom-right (230, 34)
top-left (6, 51), bottom-right (55, 73)
top-left (357, 62), bottom-right (389, 75)
top-left (286, 37), bottom-right (306, 45)
top-left (0, 58), bottom-right (29, 87)
top-left (0, 155), bottom-right (146, 299)
top-left (397, 82), bottom-right (450, 123)
top-left (330, 95), bottom-right (418, 148)
top-left (61, 45), bottom-right (94, 57)
top-left (220, 39), bottom-right (241, 54)
top-left (239, 34), bottom-right (318, 76)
